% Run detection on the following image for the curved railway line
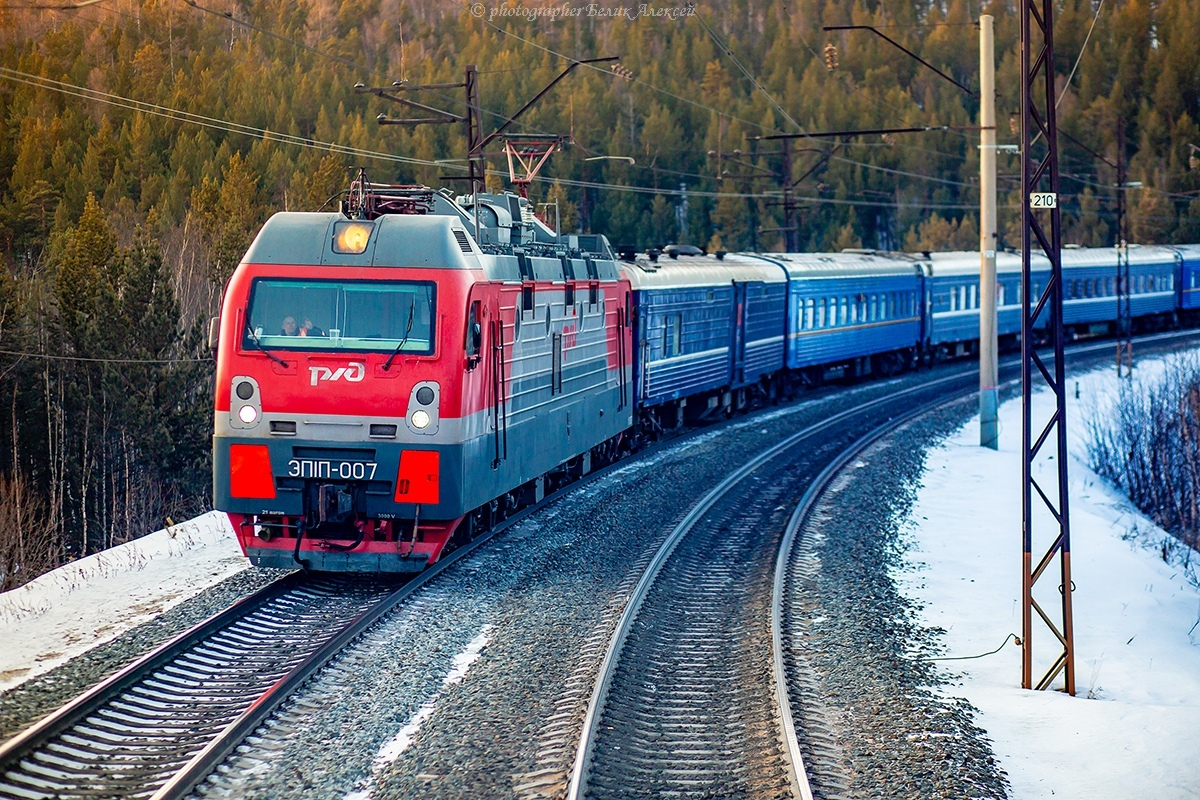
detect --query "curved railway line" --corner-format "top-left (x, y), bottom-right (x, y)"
top-left (0, 575), bottom-right (403, 800)
top-left (567, 373), bottom-right (979, 800)
top-left (2, 329), bottom-right (1198, 800)
top-left (0, 487), bottom-right (585, 800)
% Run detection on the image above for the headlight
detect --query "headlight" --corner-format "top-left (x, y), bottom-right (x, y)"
top-left (410, 409), bottom-right (431, 429)
top-left (229, 376), bottom-right (262, 429)
top-left (332, 221), bottom-right (373, 254)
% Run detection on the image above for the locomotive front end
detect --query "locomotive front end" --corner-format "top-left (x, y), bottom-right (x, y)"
top-left (213, 198), bottom-right (481, 572)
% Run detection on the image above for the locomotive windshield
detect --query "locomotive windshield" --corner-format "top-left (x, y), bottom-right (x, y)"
top-left (243, 279), bottom-right (436, 354)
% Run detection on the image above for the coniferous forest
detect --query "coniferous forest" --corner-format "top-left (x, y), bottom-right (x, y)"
top-left (1, 0), bottom-right (1198, 586)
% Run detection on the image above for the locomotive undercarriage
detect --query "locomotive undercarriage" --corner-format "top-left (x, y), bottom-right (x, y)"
top-left (234, 510), bottom-right (465, 573)
top-left (233, 432), bottom-right (633, 572)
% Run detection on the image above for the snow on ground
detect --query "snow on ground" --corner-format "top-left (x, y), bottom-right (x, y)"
top-left (897, 353), bottom-right (1200, 800)
top-left (0, 511), bottom-right (247, 693)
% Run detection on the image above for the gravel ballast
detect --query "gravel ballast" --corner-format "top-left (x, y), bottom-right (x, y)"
top-left (789, 392), bottom-right (1013, 800)
top-left (14, 333), bottom-right (1197, 798)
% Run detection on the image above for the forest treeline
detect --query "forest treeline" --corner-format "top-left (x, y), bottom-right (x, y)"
top-left (1, 0), bottom-right (1199, 587)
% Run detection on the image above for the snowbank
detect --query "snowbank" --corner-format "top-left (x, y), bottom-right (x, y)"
top-left (0, 511), bottom-right (247, 693)
top-left (897, 354), bottom-right (1200, 799)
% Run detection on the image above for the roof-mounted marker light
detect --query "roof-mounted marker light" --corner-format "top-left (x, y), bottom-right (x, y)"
top-left (333, 221), bottom-right (373, 254)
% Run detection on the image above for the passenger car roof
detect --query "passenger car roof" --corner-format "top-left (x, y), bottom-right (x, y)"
top-left (619, 252), bottom-right (788, 290)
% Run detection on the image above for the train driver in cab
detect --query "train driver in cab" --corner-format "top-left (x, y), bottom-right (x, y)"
top-left (280, 315), bottom-right (324, 337)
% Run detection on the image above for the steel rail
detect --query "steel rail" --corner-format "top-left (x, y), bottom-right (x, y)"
top-left (0, 441), bottom-right (663, 800)
top-left (763, 327), bottom-right (1200, 795)
top-left (565, 368), bottom-right (983, 800)
top-left (148, 416), bottom-right (755, 800)
top-left (0, 574), bottom-right (391, 800)
top-left (6, 326), bottom-right (1195, 800)
top-left (0, 571), bottom-right (305, 766)
top-left (566, 325), bottom-right (1200, 800)
top-left (4, 373), bottom-right (826, 799)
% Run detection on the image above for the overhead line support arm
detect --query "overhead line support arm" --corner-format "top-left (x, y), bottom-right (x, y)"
top-left (824, 25), bottom-right (976, 97)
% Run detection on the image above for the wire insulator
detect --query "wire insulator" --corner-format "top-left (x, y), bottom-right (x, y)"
top-left (823, 42), bottom-right (839, 70)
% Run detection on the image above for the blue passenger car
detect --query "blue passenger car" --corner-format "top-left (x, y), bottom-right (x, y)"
top-left (1060, 245), bottom-right (1178, 331)
top-left (623, 252), bottom-right (787, 409)
top-left (924, 250), bottom-right (1047, 352)
top-left (764, 252), bottom-right (922, 375)
top-left (1171, 244), bottom-right (1200, 312)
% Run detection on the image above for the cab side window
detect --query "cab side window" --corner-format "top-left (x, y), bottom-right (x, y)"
top-left (465, 300), bottom-right (482, 368)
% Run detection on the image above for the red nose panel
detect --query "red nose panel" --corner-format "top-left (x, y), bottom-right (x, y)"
top-left (394, 450), bottom-right (440, 505)
top-left (229, 444), bottom-right (276, 499)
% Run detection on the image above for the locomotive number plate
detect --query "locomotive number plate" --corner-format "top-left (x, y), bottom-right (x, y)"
top-left (288, 459), bottom-right (379, 480)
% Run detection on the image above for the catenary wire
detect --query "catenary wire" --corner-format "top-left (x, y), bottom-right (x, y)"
top-left (0, 348), bottom-right (212, 364)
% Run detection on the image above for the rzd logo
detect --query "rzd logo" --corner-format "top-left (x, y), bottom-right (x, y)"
top-left (310, 363), bottom-right (366, 386)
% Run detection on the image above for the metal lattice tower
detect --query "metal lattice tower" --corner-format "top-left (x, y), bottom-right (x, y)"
top-left (1020, 0), bottom-right (1076, 694)
top-left (1116, 117), bottom-right (1133, 378)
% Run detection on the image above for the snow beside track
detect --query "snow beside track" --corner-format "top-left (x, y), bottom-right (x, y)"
top-left (898, 354), bottom-right (1200, 800)
top-left (0, 511), bottom-right (247, 692)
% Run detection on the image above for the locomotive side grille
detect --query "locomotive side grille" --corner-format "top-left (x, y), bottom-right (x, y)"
top-left (453, 229), bottom-right (473, 253)
top-left (292, 447), bottom-right (377, 460)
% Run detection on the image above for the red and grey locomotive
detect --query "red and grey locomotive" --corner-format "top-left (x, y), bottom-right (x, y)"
top-left (212, 184), bottom-right (633, 571)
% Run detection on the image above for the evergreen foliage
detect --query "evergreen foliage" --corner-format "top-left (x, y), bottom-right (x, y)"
top-left (0, 0), bottom-right (1198, 583)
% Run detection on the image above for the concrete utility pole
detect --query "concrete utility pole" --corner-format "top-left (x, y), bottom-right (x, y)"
top-left (979, 15), bottom-right (999, 449)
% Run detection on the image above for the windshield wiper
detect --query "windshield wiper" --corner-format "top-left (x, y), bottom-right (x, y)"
top-left (244, 324), bottom-right (289, 368)
top-left (382, 304), bottom-right (416, 371)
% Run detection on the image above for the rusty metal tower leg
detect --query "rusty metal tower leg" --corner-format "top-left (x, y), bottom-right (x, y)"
top-left (1021, 0), bottom-right (1076, 695)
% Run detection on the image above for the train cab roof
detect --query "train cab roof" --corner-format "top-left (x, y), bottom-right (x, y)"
top-left (1059, 244), bottom-right (1180, 269)
top-left (239, 204), bottom-right (621, 285)
top-left (746, 250), bottom-right (921, 280)
top-left (243, 211), bottom-right (485, 270)
top-left (619, 250), bottom-right (788, 290)
top-left (924, 249), bottom-right (1036, 278)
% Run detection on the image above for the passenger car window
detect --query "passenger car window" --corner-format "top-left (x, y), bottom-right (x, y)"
top-left (662, 314), bottom-right (682, 357)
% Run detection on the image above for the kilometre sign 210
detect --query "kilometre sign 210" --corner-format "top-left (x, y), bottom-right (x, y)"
top-left (1029, 192), bottom-right (1058, 208)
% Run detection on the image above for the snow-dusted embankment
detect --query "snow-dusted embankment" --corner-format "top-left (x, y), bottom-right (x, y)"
top-left (897, 356), bottom-right (1200, 800)
top-left (0, 512), bottom-right (247, 693)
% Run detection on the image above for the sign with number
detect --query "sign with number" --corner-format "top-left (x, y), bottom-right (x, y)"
top-left (1029, 192), bottom-right (1058, 209)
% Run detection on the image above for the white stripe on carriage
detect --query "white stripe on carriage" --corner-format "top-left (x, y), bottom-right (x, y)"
top-left (646, 346), bottom-right (730, 368)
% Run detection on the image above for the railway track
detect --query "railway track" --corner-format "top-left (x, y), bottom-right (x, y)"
top-left (0, 499), bottom-right (555, 800)
top-left (0, 395), bottom-right (794, 800)
top-left (0, 573), bottom-right (406, 800)
top-left (566, 371), bottom-right (980, 800)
